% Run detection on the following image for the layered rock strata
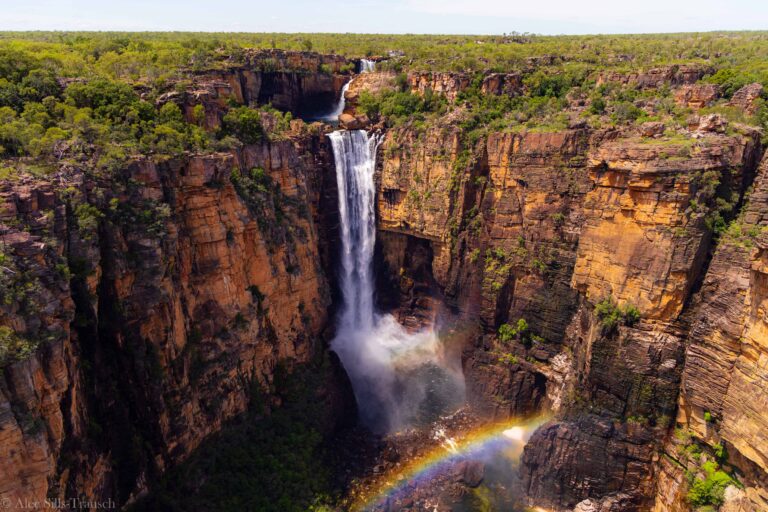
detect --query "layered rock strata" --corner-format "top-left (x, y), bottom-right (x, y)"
top-left (0, 132), bottom-right (338, 505)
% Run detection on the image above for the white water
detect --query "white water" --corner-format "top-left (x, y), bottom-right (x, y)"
top-left (360, 59), bottom-right (376, 73)
top-left (314, 60), bottom-right (373, 122)
top-left (314, 81), bottom-right (350, 123)
top-left (329, 130), bottom-right (464, 433)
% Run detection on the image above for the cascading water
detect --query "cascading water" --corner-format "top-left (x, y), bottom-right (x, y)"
top-left (331, 129), bottom-right (378, 332)
top-left (360, 59), bottom-right (376, 73)
top-left (311, 60), bottom-right (373, 122)
top-left (329, 130), bottom-right (464, 433)
top-left (312, 81), bottom-right (350, 123)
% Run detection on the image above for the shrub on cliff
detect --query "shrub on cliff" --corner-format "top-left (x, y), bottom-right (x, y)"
top-left (704, 68), bottom-right (760, 98)
top-left (523, 67), bottom-right (589, 99)
top-left (0, 326), bottom-right (38, 367)
top-left (498, 318), bottom-right (529, 343)
top-left (595, 297), bottom-right (641, 334)
top-left (357, 88), bottom-right (446, 126)
top-left (221, 106), bottom-right (265, 144)
top-left (686, 461), bottom-right (736, 509)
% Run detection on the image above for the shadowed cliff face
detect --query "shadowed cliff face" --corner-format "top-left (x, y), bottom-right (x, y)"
top-left (164, 49), bottom-right (354, 128)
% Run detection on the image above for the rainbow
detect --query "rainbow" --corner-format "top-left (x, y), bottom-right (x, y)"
top-left (350, 415), bottom-right (551, 511)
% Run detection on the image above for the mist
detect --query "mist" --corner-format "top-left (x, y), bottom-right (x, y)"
top-left (328, 129), bottom-right (465, 433)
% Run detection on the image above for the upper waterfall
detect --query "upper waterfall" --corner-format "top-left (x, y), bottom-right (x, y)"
top-left (311, 80), bottom-right (351, 123)
top-left (360, 59), bottom-right (376, 73)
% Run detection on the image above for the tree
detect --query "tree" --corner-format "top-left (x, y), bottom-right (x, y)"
top-left (222, 107), bottom-right (264, 144)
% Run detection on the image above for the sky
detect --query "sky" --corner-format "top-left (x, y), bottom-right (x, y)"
top-left (1, 0), bottom-right (767, 35)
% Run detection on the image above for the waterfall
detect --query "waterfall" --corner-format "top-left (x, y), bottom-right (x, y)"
top-left (329, 130), bottom-right (464, 433)
top-left (360, 59), bottom-right (376, 73)
top-left (330, 130), bottom-right (379, 332)
top-left (313, 60), bottom-right (373, 122)
top-left (314, 80), bottom-right (350, 123)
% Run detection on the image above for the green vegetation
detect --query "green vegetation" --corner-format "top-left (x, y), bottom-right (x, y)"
top-left (723, 219), bottom-right (768, 249)
top-left (705, 68), bottom-right (764, 98)
top-left (0, 326), bottom-right (37, 366)
top-left (687, 460), bottom-right (737, 509)
top-left (673, 429), bottom-right (739, 509)
top-left (497, 318), bottom-right (544, 346)
top-left (689, 169), bottom-right (742, 237)
top-left (0, 68), bottom-right (215, 173)
top-left (498, 318), bottom-right (529, 343)
top-left (0, 38), bottom-right (300, 179)
top-left (222, 106), bottom-right (265, 144)
top-left (358, 85), bottom-right (447, 126)
top-left (74, 202), bottom-right (104, 239)
top-left (0, 247), bottom-right (57, 368)
top-left (594, 297), bottom-right (641, 334)
top-left (497, 352), bottom-right (519, 365)
top-left (229, 166), bottom-right (284, 234)
top-left (0, 30), bottom-right (759, 78)
top-left (0, 31), bottom-right (766, 177)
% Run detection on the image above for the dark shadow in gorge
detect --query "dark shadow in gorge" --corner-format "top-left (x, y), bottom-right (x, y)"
top-left (128, 353), bottom-right (360, 512)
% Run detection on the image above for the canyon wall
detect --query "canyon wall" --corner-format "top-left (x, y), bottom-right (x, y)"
top-left (0, 127), bottom-right (343, 506)
top-left (653, 154), bottom-right (768, 512)
top-left (0, 51), bottom-right (367, 507)
top-left (369, 80), bottom-right (766, 508)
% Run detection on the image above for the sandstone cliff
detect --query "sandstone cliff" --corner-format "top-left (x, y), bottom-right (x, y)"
top-left (370, 104), bottom-right (764, 509)
top-left (0, 130), bottom-right (339, 505)
top-left (652, 153), bottom-right (768, 512)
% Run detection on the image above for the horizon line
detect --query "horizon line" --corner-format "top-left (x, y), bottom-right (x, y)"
top-left (1, 29), bottom-right (768, 37)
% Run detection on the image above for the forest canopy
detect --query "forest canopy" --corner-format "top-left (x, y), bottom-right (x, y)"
top-left (0, 31), bottom-right (767, 177)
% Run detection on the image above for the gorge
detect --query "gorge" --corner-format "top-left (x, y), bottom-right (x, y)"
top-left (0, 32), bottom-right (767, 512)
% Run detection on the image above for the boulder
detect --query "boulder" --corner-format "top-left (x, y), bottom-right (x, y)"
top-left (339, 113), bottom-right (362, 130)
top-left (729, 83), bottom-right (764, 115)
top-left (639, 121), bottom-right (665, 137)
top-left (674, 83), bottom-right (720, 108)
top-left (573, 500), bottom-right (598, 512)
top-left (452, 460), bottom-right (484, 488)
top-left (697, 113), bottom-right (727, 133)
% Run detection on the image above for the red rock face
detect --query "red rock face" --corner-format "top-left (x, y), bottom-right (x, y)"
top-left (674, 83), bottom-right (721, 108)
top-left (406, 71), bottom-right (522, 101)
top-left (729, 83), bottom-right (765, 116)
top-left (596, 64), bottom-right (714, 89)
top-left (661, 154), bottom-right (768, 512)
top-left (0, 134), bottom-right (336, 505)
top-left (372, 117), bottom-right (766, 509)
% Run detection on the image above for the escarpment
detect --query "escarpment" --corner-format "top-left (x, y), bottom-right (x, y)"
top-left (0, 48), bottom-right (376, 506)
top-left (0, 126), bottom-right (345, 505)
top-left (165, 49), bottom-right (355, 128)
top-left (368, 94), bottom-right (766, 509)
top-left (653, 154), bottom-right (768, 512)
